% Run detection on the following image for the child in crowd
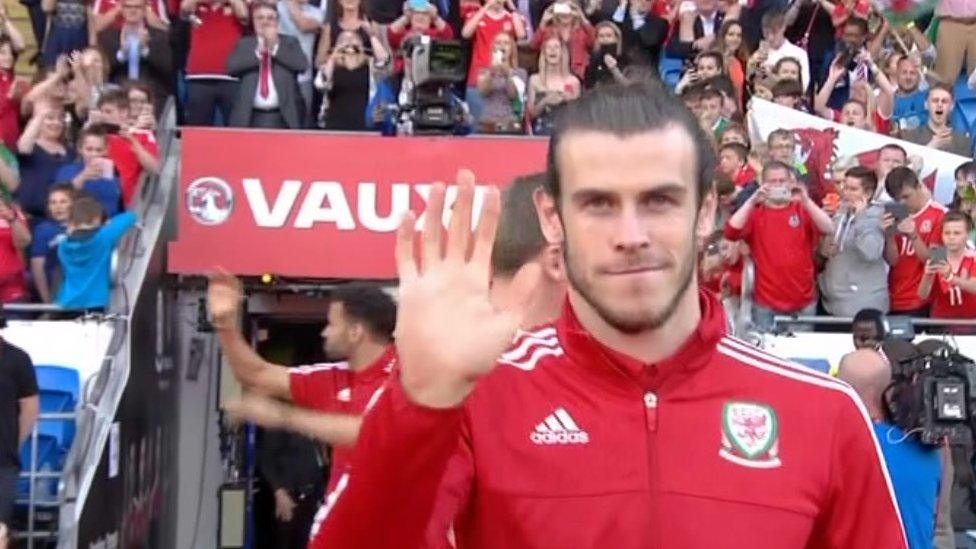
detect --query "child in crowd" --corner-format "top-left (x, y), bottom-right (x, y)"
top-left (56, 196), bottom-right (136, 310)
top-left (30, 184), bottom-right (73, 303)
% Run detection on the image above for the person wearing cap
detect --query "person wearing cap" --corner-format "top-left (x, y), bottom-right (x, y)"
top-left (386, 0), bottom-right (454, 79)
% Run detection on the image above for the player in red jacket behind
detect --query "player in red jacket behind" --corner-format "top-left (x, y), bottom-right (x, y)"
top-left (313, 82), bottom-right (907, 549)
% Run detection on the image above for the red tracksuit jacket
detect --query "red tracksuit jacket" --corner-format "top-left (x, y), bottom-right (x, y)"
top-left (313, 291), bottom-right (908, 548)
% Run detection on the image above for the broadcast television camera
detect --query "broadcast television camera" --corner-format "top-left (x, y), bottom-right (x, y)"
top-left (884, 340), bottom-right (976, 446)
top-left (395, 36), bottom-right (469, 135)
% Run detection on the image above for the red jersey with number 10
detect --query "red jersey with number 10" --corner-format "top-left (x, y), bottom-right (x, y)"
top-left (931, 250), bottom-right (976, 318)
top-left (889, 201), bottom-right (946, 312)
top-left (312, 291), bottom-right (907, 549)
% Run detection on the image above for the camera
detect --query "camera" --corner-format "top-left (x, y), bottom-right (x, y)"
top-left (393, 36), bottom-right (469, 135)
top-left (835, 42), bottom-right (858, 69)
top-left (885, 342), bottom-right (976, 446)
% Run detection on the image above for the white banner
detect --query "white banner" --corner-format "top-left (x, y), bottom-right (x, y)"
top-left (747, 99), bottom-right (969, 205)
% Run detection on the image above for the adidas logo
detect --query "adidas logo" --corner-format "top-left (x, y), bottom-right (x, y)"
top-left (530, 408), bottom-right (589, 445)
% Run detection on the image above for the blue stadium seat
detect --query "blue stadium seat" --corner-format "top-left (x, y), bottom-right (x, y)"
top-left (17, 433), bottom-right (61, 500)
top-left (952, 75), bottom-right (976, 139)
top-left (790, 358), bottom-right (831, 374)
top-left (34, 365), bottom-right (80, 409)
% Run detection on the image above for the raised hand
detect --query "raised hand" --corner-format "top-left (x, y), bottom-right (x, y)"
top-left (207, 269), bottom-right (243, 329)
top-left (396, 170), bottom-right (526, 409)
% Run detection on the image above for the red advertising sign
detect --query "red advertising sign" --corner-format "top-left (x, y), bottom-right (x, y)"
top-left (169, 129), bottom-right (549, 279)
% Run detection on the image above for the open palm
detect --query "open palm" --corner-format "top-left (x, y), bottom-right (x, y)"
top-left (396, 170), bottom-right (525, 409)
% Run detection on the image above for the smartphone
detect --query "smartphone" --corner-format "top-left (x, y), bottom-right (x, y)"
top-left (930, 246), bottom-right (948, 264)
top-left (99, 158), bottom-right (115, 179)
top-left (492, 49), bottom-right (505, 65)
top-left (884, 202), bottom-right (909, 223)
top-left (598, 44), bottom-right (616, 58)
top-left (767, 186), bottom-right (791, 202)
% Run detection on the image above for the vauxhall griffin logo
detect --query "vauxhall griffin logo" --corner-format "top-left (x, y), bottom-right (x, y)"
top-left (186, 177), bottom-right (234, 226)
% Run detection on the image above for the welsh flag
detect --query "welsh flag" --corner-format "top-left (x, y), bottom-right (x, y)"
top-left (874, 0), bottom-right (937, 23)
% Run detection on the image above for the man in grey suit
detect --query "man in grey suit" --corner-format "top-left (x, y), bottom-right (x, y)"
top-left (819, 166), bottom-right (890, 317)
top-left (227, 1), bottom-right (309, 129)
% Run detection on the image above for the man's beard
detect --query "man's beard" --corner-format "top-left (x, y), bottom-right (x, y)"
top-left (562, 234), bottom-right (698, 335)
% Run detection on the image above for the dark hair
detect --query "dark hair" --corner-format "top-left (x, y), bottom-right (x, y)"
top-left (696, 51), bottom-right (725, 72)
top-left (327, 0), bottom-right (364, 25)
top-left (845, 166), bottom-right (878, 198)
top-left (723, 122), bottom-right (749, 144)
top-left (880, 143), bottom-right (907, 160)
top-left (772, 79), bottom-right (803, 98)
top-left (761, 9), bottom-right (786, 30)
top-left (956, 160), bottom-right (976, 182)
top-left (767, 128), bottom-right (794, 145)
top-left (885, 166), bottom-right (920, 198)
top-left (330, 283), bottom-right (396, 341)
top-left (97, 88), bottom-right (130, 110)
top-left (77, 125), bottom-right (108, 146)
top-left (929, 82), bottom-right (954, 99)
top-left (48, 183), bottom-right (75, 200)
top-left (700, 87), bottom-right (723, 102)
top-left (0, 37), bottom-right (19, 66)
top-left (680, 81), bottom-right (706, 102)
top-left (704, 75), bottom-right (736, 99)
top-left (719, 142), bottom-right (749, 162)
top-left (943, 210), bottom-right (974, 232)
top-left (69, 196), bottom-right (105, 225)
top-left (844, 16), bottom-right (869, 35)
top-left (853, 308), bottom-right (886, 338)
top-left (762, 160), bottom-right (793, 180)
top-left (772, 56), bottom-right (801, 75)
top-left (492, 173), bottom-right (549, 278)
top-left (714, 173), bottom-right (735, 196)
top-left (124, 80), bottom-right (155, 104)
top-left (545, 81), bottom-right (716, 207)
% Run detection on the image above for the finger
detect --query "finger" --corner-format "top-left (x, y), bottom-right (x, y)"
top-left (470, 186), bottom-right (501, 277)
top-left (422, 183), bottom-right (447, 270)
top-left (447, 170), bottom-right (475, 262)
top-left (395, 211), bottom-right (419, 281)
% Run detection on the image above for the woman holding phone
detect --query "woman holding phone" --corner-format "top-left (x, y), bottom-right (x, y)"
top-left (527, 36), bottom-right (580, 135)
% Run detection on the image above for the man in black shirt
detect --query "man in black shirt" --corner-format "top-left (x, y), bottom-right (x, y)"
top-left (0, 336), bottom-right (38, 524)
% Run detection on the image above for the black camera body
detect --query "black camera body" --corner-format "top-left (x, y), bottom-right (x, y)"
top-left (397, 37), bottom-right (468, 134)
top-left (885, 343), bottom-right (976, 446)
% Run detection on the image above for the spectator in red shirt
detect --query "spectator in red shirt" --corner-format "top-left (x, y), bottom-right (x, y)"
top-left (881, 166), bottom-right (946, 316)
top-left (531, 0), bottom-right (594, 81)
top-left (461, 0), bottom-right (526, 122)
top-left (725, 160), bottom-right (834, 331)
top-left (385, 0), bottom-right (454, 77)
top-left (918, 211), bottom-right (976, 322)
top-left (0, 199), bottom-right (31, 305)
top-left (92, 88), bottom-right (159, 206)
top-left (0, 38), bottom-right (27, 152)
top-left (180, 0), bottom-right (248, 126)
top-left (90, 0), bottom-right (169, 42)
top-left (717, 142), bottom-right (755, 190)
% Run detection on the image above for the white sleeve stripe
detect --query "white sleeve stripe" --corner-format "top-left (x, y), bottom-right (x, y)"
top-left (721, 337), bottom-right (845, 386)
top-left (717, 344), bottom-right (909, 546)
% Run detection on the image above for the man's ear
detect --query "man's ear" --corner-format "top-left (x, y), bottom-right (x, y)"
top-left (695, 189), bottom-right (717, 249)
top-left (541, 244), bottom-right (565, 282)
top-left (534, 187), bottom-right (564, 245)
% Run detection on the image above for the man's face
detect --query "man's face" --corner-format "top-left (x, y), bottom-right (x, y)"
top-left (852, 321), bottom-right (880, 350)
top-left (762, 24), bottom-right (785, 48)
top-left (896, 58), bottom-right (920, 93)
top-left (683, 96), bottom-right (702, 118)
top-left (720, 130), bottom-right (747, 147)
top-left (896, 183), bottom-right (926, 214)
top-left (122, 0), bottom-right (146, 25)
top-left (252, 6), bottom-right (278, 34)
top-left (927, 89), bottom-right (953, 125)
top-left (768, 136), bottom-right (795, 163)
top-left (840, 101), bottom-right (867, 128)
top-left (696, 57), bottom-right (720, 79)
top-left (752, 84), bottom-right (773, 101)
top-left (942, 219), bottom-right (970, 251)
top-left (842, 22), bottom-right (865, 48)
top-left (409, 10), bottom-right (433, 30)
top-left (876, 148), bottom-right (906, 184)
top-left (322, 302), bottom-right (355, 360)
top-left (538, 127), bottom-right (714, 334)
top-left (695, 0), bottom-right (717, 15)
top-left (80, 135), bottom-right (107, 164)
top-left (763, 166), bottom-right (791, 192)
top-left (718, 149), bottom-right (743, 176)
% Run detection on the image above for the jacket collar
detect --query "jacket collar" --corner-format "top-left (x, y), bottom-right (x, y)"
top-left (555, 288), bottom-right (727, 392)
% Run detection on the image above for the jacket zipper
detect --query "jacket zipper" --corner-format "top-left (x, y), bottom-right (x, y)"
top-left (644, 390), bottom-right (660, 547)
